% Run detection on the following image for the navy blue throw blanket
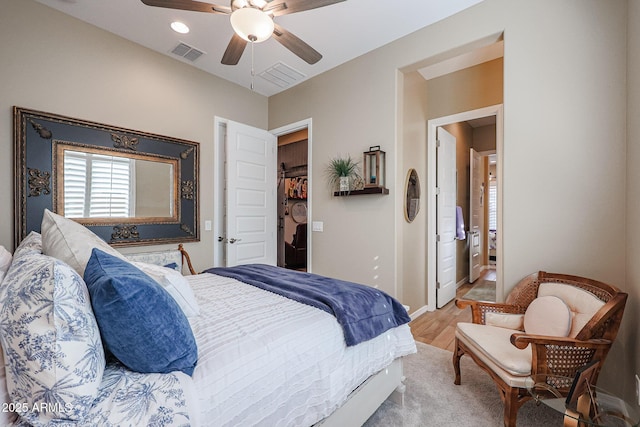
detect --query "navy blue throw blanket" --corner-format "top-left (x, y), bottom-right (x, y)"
top-left (204, 264), bottom-right (411, 347)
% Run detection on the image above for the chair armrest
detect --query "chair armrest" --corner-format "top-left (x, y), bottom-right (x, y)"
top-left (455, 299), bottom-right (525, 324)
top-left (510, 333), bottom-right (611, 349)
top-left (510, 333), bottom-right (612, 379)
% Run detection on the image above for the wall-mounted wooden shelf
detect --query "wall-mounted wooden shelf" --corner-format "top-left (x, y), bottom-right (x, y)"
top-left (333, 187), bottom-right (390, 196)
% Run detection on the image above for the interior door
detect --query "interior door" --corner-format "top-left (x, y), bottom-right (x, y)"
top-left (225, 120), bottom-right (277, 267)
top-left (469, 148), bottom-right (483, 282)
top-left (436, 127), bottom-right (457, 308)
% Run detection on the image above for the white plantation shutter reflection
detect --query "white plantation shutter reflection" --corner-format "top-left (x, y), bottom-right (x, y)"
top-left (63, 152), bottom-right (89, 218)
top-left (489, 180), bottom-right (497, 230)
top-left (63, 151), bottom-right (133, 218)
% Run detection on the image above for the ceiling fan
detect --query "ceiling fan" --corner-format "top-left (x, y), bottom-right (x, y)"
top-left (140, 0), bottom-right (346, 66)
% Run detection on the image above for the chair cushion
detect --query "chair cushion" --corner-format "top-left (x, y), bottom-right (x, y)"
top-left (537, 282), bottom-right (605, 338)
top-left (0, 241), bottom-right (105, 424)
top-left (485, 312), bottom-right (524, 331)
top-left (41, 209), bottom-right (128, 276)
top-left (523, 295), bottom-right (572, 337)
top-left (456, 322), bottom-right (531, 376)
top-left (84, 249), bottom-right (198, 376)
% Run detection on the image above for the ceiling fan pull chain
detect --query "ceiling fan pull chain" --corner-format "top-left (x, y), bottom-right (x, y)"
top-left (249, 36), bottom-right (256, 91)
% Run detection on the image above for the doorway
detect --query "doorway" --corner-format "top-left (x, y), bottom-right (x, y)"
top-left (277, 129), bottom-right (309, 270)
top-left (427, 105), bottom-right (503, 311)
top-left (213, 118), bottom-right (277, 267)
top-left (214, 118), bottom-right (313, 269)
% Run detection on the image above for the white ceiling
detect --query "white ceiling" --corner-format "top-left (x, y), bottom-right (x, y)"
top-left (34, 0), bottom-right (483, 97)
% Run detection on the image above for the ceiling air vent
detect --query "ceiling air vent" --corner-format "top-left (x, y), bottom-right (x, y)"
top-left (258, 62), bottom-right (306, 88)
top-left (171, 42), bottom-right (205, 62)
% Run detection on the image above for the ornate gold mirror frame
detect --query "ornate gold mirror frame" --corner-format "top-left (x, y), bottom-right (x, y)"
top-left (14, 107), bottom-right (199, 247)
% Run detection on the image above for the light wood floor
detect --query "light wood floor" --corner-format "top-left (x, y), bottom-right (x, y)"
top-left (409, 284), bottom-right (472, 352)
top-left (410, 270), bottom-right (495, 352)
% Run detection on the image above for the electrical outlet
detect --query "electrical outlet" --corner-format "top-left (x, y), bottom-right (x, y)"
top-left (636, 374), bottom-right (640, 406)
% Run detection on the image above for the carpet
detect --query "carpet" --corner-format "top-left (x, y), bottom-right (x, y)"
top-left (462, 280), bottom-right (496, 302)
top-left (363, 342), bottom-right (562, 426)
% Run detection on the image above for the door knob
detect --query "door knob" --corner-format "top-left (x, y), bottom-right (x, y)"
top-left (229, 238), bottom-right (242, 244)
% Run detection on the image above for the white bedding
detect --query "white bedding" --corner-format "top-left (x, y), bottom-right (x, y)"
top-left (186, 273), bottom-right (416, 427)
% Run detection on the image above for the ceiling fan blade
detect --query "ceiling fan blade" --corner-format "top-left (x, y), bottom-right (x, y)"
top-left (221, 33), bottom-right (248, 65)
top-left (272, 23), bottom-right (322, 64)
top-left (140, 0), bottom-right (231, 14)
top-left (265, 0), bottom-right (345, 16)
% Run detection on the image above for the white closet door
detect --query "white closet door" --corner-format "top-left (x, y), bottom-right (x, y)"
top-left (436, 127), bottom-right (457, 308)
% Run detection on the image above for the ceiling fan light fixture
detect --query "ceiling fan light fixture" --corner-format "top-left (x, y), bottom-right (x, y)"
top-left (250, 0), bottom-right (268, 8)
top-left (230, 7), bottom-right (274, 43)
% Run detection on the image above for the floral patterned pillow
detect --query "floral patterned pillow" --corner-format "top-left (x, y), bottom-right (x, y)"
top-left (12, 231), bottom-right (42, 258)
top-left (0, 250), bottom-right (105, 425)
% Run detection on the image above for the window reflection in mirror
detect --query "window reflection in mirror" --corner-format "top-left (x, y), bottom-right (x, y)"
top-left (55, 144), bottom-right (178, 224)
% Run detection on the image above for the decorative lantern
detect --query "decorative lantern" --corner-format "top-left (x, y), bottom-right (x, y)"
top-left (363, 146), bottom-right (386, 188)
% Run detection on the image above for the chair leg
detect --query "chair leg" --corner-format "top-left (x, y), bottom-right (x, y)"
top-left (453, 337), bottom-right (463, 385)
top-left (502, 388), bottom-right (520, 427)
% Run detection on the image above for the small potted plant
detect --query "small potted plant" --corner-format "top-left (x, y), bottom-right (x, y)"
top-left (326, 155), bottom-right (361, 194)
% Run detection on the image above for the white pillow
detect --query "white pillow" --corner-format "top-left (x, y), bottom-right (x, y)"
top-left (485, 312), bottom-right (524, 331)
top-left (41, 209), bottom-right (128, 276)
top-left (132, 262), bottom-right (200, 317)
top-left (523, 295), bottom-right (573, 337)
top-left (0, 246), bottom-right (12, 284)
top-left (537, 282), bottom-right (605, 338)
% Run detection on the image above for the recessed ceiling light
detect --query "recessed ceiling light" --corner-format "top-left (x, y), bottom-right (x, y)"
top-left (171, 21), bottom-right (190, 34)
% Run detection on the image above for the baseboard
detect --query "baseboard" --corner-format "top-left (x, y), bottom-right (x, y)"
top-left (456, 276), bottom-right (469, 288)
top-left (409, 305), bottom-right (430, 320)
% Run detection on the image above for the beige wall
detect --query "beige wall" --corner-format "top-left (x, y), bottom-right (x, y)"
top-left (270, 48), bottom-right (399, 291)
top-left (473, 124), bottom-right (497, 153)
top-left (426, 58), bottom-right (503, 121)
top-left (626, 0), bottom-right (640, 405)
top-left (0, 0), bottom-right (268, 271)
top-left (399, 71), bottom-right (428, 309)
top-left (270, 0), bottom-right (629, 398)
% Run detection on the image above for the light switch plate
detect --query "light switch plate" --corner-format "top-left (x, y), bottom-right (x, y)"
top-left (204, 220), bottom-right (212, 231)
top-left (312, 221), bottom-right (323, 232)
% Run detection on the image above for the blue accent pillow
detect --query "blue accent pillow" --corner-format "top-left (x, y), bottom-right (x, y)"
top-left (84, 248), bottom-right (198, 376)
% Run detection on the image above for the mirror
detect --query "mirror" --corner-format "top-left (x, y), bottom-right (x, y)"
top-left (55, 144), bottom-right (178, 223)
top-left (405, 168), bottom-right (421, 223)
top-left (14, 107), bottom-right (199, 247)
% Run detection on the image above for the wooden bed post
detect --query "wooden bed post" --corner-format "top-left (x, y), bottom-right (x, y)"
top-left (178, 244), bottom-right (197, 275)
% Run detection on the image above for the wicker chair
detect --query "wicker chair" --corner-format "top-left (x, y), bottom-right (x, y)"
top-left (453, 271), bottom-right (627, 427)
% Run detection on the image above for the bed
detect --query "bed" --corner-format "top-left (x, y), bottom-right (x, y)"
top-left (0, 210), bottom-right (416, 427)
